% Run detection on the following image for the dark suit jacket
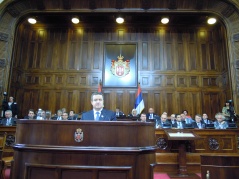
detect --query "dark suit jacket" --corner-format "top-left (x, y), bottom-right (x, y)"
top-left (115, 111), bottom-right (124, 117)
top-left (24, 116), bottom-right (37, 120)
top-left (146, 113), bottom-right (159, 119)
top-left (172, 121), bottom-right (186, 129)
top-left (51, 115), bottom-right (62, 120)
top-left (68, 115), bottom-right (78, 120)
top-left (7, 103), bottom-right (18, 116)
top-left (158, 120), bottom-right (172, 128)
top-left (1, 118), bottom-right (17, 126)
top-left (191, 121), bottom-right (206, 129)
top-left (81, 109), bottom-right (116, 121)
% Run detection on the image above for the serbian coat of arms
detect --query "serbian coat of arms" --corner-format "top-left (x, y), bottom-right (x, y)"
top-left (74, 128), bottom-right (83, 142)
top-left (111, 54), bottom-right (130, 77)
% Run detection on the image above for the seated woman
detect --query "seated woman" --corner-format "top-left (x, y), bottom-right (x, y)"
top-left (214, 113), bottom-right (228, 129)
top-left (128, 109), bottom-right (139, 117)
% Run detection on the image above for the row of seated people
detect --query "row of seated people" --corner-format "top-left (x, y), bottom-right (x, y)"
top-left (0, 108), bottom-right (237, 130)
top-left (139, 112), bottom-right (236, 129)
top-left (0, 109), bottom-right (80, 126)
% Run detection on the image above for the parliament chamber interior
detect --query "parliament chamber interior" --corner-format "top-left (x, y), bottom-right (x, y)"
top-left (0, 0), bottom-right (239, 179)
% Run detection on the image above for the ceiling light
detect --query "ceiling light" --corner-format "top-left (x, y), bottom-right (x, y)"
top-left (161, 17), bottom-right (169, 24)
top-left (72, 17), bottom-right (80, 24)
top-left (28, 18), bottom-right (37, 24)
top-left (116, 17), bottom-right (124, 24)
top-left (207, 17), bottom-right (217, 25)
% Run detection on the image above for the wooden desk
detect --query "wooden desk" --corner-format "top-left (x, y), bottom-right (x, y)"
top-left (12, 120), bottom-right (157, 179)
top-left (0, 126), bottom-right (16, 157)
top-left (201, 155), bottom-right (239, 179)
top-left (165, 130), bottom-right (201, 179)
top-left (154, 129), bottom-right (239, 174)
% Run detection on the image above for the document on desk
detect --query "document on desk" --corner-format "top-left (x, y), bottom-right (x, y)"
top-left (168, 132), bottom-right (195, 137)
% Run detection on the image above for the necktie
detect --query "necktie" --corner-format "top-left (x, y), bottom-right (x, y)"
top-left (197, 123), bottom-right (201, 128)
top-left (95, 112), bottom-right (100, 121)
top-left (150, 114), bottom-right (153, 119)
top-left (178, 122), bottom-right (181, 128)
top-left (6, 119), bottom-right (10, 126)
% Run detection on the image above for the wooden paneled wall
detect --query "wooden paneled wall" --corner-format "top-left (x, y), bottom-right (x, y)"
top-left (10, 23), bottom-right (230, 118)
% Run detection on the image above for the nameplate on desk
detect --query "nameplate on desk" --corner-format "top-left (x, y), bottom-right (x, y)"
top-left (168, 132), bottom-right (195, 137)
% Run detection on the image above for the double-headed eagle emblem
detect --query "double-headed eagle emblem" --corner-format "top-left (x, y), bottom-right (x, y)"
top-left (74, 128), bottom-right (83, 142)
top-left (111, 55), bottom-right (130, 77)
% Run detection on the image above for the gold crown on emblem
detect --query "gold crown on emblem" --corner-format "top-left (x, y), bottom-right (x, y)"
top-left (117, 54), bottom-right (124, 61)
top-left (76, 128), bottom-right (82, 133)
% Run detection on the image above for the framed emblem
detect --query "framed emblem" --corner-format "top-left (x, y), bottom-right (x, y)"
top-left (103, 43), bottom-right (137, 87)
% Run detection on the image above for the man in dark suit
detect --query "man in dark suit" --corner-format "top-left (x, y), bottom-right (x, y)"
top-left (6, 96), bottom-right (18, 118)
top-left (68, 110), bottom-right (78, 120)
top-left (157, 114), bottom-right (172, 129)
top-left (81, 92), bottom-right (116, 121)
top-left (202, 113), bottom-right (213, 124)
top-left (24, 109), bottom-right (36, 120)
top-left (115, 107), bottom-right (124, 117)
top-left (172, 114), bottom-right (186, 129)
top-left (191, 114), bottom-right (206, 129)
top-left (146, 108), bottom-right (160, 127)
top-left (1, 110), bottom-right (17, 126)
top-left (51, 109), bottom-right (63, 120)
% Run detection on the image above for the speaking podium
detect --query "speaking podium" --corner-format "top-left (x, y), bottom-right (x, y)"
top-left (12, 120), bottom-right (157, 179)
top-left (164, 129), bottom-right (201, 179)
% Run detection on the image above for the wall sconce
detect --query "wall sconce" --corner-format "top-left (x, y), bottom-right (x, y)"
top-left (71, 17), bottom-right (80, 24)
top-left (207, 17), bottom-right (216, 25)
top-left (116, 16), bottom-right (124, 24)
top-left (161, 17), bottom-right (169, 24)
top-left (28, 18), bottom-right (37, 24)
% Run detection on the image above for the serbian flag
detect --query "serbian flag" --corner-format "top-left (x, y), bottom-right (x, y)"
top-left (98, 80), bottom-right (102, 92)
top-left (134, 83), bottom-right (145, 114)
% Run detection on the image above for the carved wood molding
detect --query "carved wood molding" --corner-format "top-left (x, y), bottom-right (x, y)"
top-left (89, 0), bottom-right (96, 10)
top-left (169, 0), bottom-right (177, 10)
top-left (208, 138), bottom-right (219, 150)
top-left (6, 6), bottom-right (20, 18)
top-left (221, 5), bottom-right (235, 18)
top-left (36, 0), bottom-right (45, 10)
top-left (233, 33), bottom-right (239, 42)
top-left (195, 0), bottom-right (204, 10)
top-left (62, 0), bottom-right (71, 10)
top-left (0, 59), bottom-right (6, 67)
top-left (156, 137), bottom-right (168, 150)
top-left (141, 0), bottom-right (151, 10)
top-left (0, 32), bottom-right (8, 42)
top-left (115, 0), bottom-right (124, 9)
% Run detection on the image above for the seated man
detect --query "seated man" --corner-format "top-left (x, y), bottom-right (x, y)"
top-left (24, 109), bottom-right (36, 120)
top-left (81, 92), bottom-right (116, 121)
top-left (115, 107), bottom-right (124, 117)
top-left (36, 109), bottom-right (46, 120)
top-left (191, 114), bottom-right (205, 129)
top-left (68, 110), bottom-right (78, 120)
top-left (156, 114), bottom-right (171, 129)
top-left (202, 113), bottom-right (213, 124)
top-left (51, 109), bottom-right (63, 120)
top-left (62, 112), bottom-right (69, 120)
top-left (172, 114), bottom-right (186, 129)
top-left (146, 108), bottom-right (159, 119)
top-left (214, 113), bottom-right (228, 129)
top-left (139, 113), bottom-right (147, 122)
top-left (1, 110), bottom-right (17, 126)
top-left (169, 114), bottom-right (176, 125)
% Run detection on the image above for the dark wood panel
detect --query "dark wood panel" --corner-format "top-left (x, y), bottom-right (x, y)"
top-left (10, 24), bottom-right (230, 119)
